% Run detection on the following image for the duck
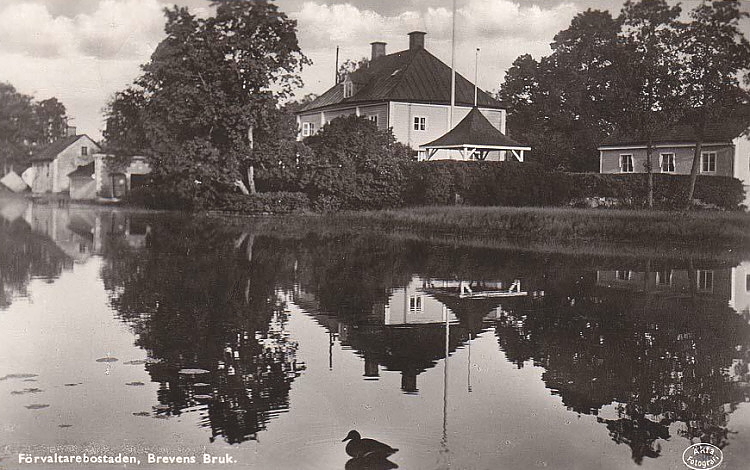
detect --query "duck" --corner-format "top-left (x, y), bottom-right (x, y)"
top-left (342, 430), bottom-right (399, 459)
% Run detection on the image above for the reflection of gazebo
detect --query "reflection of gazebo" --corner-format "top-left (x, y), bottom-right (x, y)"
top-left (421, 107), bottom-right (531, 161)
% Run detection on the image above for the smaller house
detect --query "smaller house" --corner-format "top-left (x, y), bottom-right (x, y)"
top-left (31, 128), bottom-right (100, 194)
top-left (93, 154), bottom-right (151, 199)
top-left (598, 120), bottom-right (750, 206)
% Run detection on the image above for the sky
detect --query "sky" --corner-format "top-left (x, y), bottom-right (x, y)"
top-left (0, 0), bottom-right (744, 140)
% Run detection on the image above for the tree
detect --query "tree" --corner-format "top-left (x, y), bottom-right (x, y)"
top-left (497, 10), bottom-right (624, 172)
top-left (616, 0), bottom-right (684, 208)
top-left (337, 57), bottom-right (369, 83)
top-left (679, 0), bottom-right (750, 209)
top-left (303, 115), bottom-right (411, 210)
top-left (104, 1), bottom-right (309, 206)
top-left (0, 82), bottom-right (68, 174)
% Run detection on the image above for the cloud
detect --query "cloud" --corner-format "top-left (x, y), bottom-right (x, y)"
top-left (0, 0), bottom-right (166, 60)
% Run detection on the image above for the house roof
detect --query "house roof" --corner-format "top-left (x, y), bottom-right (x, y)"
top-left (599, 120), bottom-right (749, 148)
top-left (31, 135), bottom-right (99, 162)
top-left (422, 107), bottom-right (529, 149)
top-left (300, 48), bottom-right (504, 113)
top-left (67, 161), bottom-right (94, 178)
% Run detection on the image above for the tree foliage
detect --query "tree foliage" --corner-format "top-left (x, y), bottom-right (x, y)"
top-left (104, 0), bottom-right (309, 207)
top-left (303, 116), bottom-right (411, 210)
top-left (0, 83), bottom-right (68, 172)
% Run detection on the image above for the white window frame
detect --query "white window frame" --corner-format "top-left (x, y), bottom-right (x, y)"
top-left (302, 122), bottom-right (315, 137)
top-left (700, 151), bottom-right (716, 173)
top-left (616, 270), bottom-right (632, 281)
top-left (619, 154), bottom-right (634, 173)
top-left (656, 270), bottom-right (673, 286)
top-left (413, 116), bottom-right (426, 131)
top-left (409, 295), bottom-right (423, 312)
top-left (659, 153), bottom-right (676, 173)
top-left (697, 269), bottom-right (714, 292)
top-left (367, 115), bottom-right (378, 126)
top-left (343, 80), bottom-right (354, 98)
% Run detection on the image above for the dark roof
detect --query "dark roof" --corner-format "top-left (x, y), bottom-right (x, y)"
top-left (599, 120), bottom-right (749, 147)
top-left (67, 161), bottom-right (94, 178)
top-left (422, 107), bottom-right (528, 149)
top-left (300, 48), bottom-right (503, 113)
top-left (31, 135), bottom-right (98, 162)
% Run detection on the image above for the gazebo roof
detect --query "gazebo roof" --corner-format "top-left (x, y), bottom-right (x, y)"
top-left (422, 107), bottom-right (530, 150)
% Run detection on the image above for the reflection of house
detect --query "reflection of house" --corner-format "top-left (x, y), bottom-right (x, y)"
top-left (731, 262), bottom-right (750, 322)
top-left (596, 268), bottom-right (732, 300)
top-left (598, 121), bottom-right (750, 206)
top-left (30, 128), bottom-right (100, 194)
top-left (296, 32), bottom-right (513, 161)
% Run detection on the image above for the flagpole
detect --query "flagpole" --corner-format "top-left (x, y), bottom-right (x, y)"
top-left (474, 48), bottom-right (479, 108)
top-left (449, 0), bottom-right (456, 128)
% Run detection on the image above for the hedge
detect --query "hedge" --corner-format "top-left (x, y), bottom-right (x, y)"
top-left (403, 161), bottom-right (745, 210)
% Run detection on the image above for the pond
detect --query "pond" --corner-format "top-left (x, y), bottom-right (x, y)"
top-left (0, 199), bottom-right (749, 470)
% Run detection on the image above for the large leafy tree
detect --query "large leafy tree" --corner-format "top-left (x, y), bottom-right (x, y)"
top-left (104, 0), bottom-right (308, 206)
top-left (615, 0), bottom-right (685, 208)
top-left (679, 0), bottom-right (750, 208)
top-left (0, 83), bottom-right (68, 174)
top-left (498, 10), bottom-right (623, 172)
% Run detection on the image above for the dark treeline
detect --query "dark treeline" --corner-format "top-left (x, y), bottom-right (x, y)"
top-left (497, 0), bottom-right (750, 183)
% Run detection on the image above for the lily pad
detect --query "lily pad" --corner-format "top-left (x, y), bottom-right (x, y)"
top-left (132, 411), bottom-right (150, 417)
top-left (194, 394), bottom-right (213, 401)
top-left (125, 382), bottom-right (145, 387)
top-left (58, 424), bottom-right (72, 428)
top-left (0, 373), bottom-right (38, 381)
top-left (95, 357), bottom-right (119, 363)
top-left (153, 404), bottom-right (170, 412)
top-left (10, 388), bottom-right (43, 395)
top-left (123, 360), bottom-right (147, 365)
top-left (64, 383), bottom-right (82, 387)
top-left (25, 404), bottom-right (49, 410)
top-left (178, 368), bottom-right (210, 375)
top-left (193, 382), bottom-right (210, 387)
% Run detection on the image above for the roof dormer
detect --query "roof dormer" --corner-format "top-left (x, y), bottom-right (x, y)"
top-left (343, 75), bottom-right (355, 98)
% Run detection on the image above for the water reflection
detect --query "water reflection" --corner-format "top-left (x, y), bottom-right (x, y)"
top-left (2, 199), bottom-right (749, 467)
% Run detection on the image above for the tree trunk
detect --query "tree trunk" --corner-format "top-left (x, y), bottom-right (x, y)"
top-left (247, 166), bottom-right (256, 195)
top-left (686, 131), bottom-right (704, 211)
top-left (645, 141), bottom-right (654, 209)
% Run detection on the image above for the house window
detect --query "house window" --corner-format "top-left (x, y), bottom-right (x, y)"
top-left (413, 116), bottom-right (426, 131)
top-left (746, 273), bottom-right (750, 292)
top-left (302, 122), bottom-right (315, 137)
top-left (409, 295), bottom-right (423, 312)
top-left (81, 146), bottom-right (88, 156)
top-left (343, 81), bottom-right (354, 98)
top-left (367, 115), bottom-right (378, 126)
top-left (660, 153), bottom-right (676, 173)
top-left (616, 270), bottom-right (632, 281)
top-left (700, 152), bottom-right (716, 173)
top-left (620, 154), bottom-right (634, 173)
top-left (697, 270), bottom-right (714, 292)
top-left (656, 270), bottom-right (672, 286)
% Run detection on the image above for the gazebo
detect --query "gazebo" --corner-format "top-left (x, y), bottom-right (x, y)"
top-left (421, 107), bottom-right (531, 161)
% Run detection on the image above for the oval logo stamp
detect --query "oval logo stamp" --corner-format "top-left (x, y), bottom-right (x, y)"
top-left (682, 443), bottom-right (723, 470)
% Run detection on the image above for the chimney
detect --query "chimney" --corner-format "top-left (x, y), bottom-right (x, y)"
top-left (66, 125), bottom-right (77, 137)
top-left (408, 31), bottom-right (426, 50)
top-left (371, 41), bottom-right (386, 61)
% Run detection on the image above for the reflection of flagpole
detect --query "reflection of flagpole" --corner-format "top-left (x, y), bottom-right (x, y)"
top-left (467, 333), bottom-right (472, 393)
top-left (442, 304), bottom-right (449, 454)
top-left (449, 0), bottom-right (456, 128)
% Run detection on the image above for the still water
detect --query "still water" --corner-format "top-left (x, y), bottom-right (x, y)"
top-left (1, 199), bottom-right (749, 470)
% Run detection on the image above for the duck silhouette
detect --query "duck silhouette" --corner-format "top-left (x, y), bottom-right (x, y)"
top-left (342, 430), bottom-right (399, 460)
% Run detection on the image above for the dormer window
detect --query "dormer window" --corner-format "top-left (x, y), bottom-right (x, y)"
top-left (343, 78), bottom-right (354, 98)
top-left (81, 146), bottom-right (88, 156)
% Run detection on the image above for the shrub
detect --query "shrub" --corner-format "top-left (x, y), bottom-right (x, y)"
top-left (214, 192), bottom-right (310, 214)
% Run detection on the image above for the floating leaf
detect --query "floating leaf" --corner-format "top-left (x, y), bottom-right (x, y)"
top-left (123, 360), bottom-right (147, 365)
top-left (125, 382), bottom-right (145, 387)
top-left (25, 404), bottom-right (49, 410)
top-left (194, 394), bottom-right (213, 401)
top-left (193, 382), bottom-right (210, 387)
top-left (10, 388), bottom-right (43, 395)
top-left (58, 424), bottom-right (72, 428)
top-left (0, 373), bottom-right (38, 381)
top-left (153, 404), bottom-right (170, 412)
top-left (132, 411), bottom-right (150, 417)
top-left (96, 357), bottom-right (119, 363)
top-left (64, 383), bottom-right (81, 387)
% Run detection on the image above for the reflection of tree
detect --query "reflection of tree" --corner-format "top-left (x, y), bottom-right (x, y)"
top-left (100, 218), bottom-right (301, 444)
top-left (495, 269), bottom-right (750, 464)
top-left (0, 218), bottom-right (70, 309)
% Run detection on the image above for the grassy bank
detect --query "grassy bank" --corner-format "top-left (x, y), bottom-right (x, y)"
top-left (206, 205), bottom-right (750, 261)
